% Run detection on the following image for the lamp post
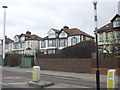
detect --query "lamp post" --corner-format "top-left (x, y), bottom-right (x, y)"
top-left (2, 6), bottom-right (8, 66)
top-left (92, 0), bottom-right (100, 90)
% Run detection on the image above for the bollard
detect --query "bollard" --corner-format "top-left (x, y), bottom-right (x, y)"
top-left (107, 69), bottom-right (116, 88)
top-left (33, 66), bottom-right (40, 82)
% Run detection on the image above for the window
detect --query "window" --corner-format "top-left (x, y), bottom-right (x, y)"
top-left (20, 37), bottom-right (25, 42)
top-left (116, 31), bottom-right (120, 39)
top-left (59, 39), bottom-right (67, 47)
top-left (59, 31), bottom-right (67, 38)
top-left (14, 43), bottom-right (19, 49)
top-left (61, 31), bottom-right (66, 36)
top-left (20, 43), bottom-right (24, 48)
top-left (41, 40), bottom-right (46, 48)
top-left (71, 37), bottom-right (77, 45)
top-left (28, 42), bottom-right (31, 48)
top-left (15, 37), bottom-right (18, 42)
top-left (113, 17), bottom-right (120, 27)
top-left (48, 40), bottom-right (56, 47)
top-left (99, 34), bottom-right (104, 41)
top-left (20, 50), bottom-right (24, 54)
top-left (10, 44), bottom-right (12, 50)
top-left (48, 33), bottom-right (55, 38)
top-left (106, 33), bottom-right (108, 41)
top-left (47, 49), bottom-right (55, 54)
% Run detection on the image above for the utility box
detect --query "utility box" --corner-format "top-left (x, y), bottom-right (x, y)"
top-left (21, 57), bottom-right (32, 68)
top-left (107, 69), bottom-right (116, 88)
top-left (33, 66), bottom-right (40, 82)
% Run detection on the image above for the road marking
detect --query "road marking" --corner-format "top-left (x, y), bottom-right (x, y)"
top-left (8, 82), bottom-right (27, 85)
top-left (0, 82), bottom-right (8, 86)
top-left (58, 83), bottom-right (90, 88)
top-left (2, 77), bottom-right (21, 79)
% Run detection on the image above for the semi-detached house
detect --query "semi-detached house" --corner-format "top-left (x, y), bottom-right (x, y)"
top-left (97, 14), bottom-right (120, 57)
top-left (40, 26), bottom-right (94, 54)
top-left (12, 31), bottom-right (42, 55)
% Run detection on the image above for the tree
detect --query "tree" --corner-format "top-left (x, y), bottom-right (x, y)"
top-left (108, 31), bottom-right (120, 56)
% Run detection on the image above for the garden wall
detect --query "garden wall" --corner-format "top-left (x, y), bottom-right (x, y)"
top-left (36, 58), bottom-right (120, 75)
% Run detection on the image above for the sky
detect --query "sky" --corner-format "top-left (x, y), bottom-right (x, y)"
top-left (0, 0), bottom-right (119, 40)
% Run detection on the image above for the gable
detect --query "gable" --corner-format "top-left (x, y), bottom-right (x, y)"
top-left (48, 29), bottom-right (56, 34)
top-left (111, 14), bottom-right (120, 22)
top-left (14, 35), bottom-right (19, 42)
top-left (48, 28), bottom-right (59, 38)
top-left (59, 30), bottom-right (68, 38)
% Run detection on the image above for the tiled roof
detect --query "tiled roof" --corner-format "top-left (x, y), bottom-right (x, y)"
top-left (97, 14), bottom-right (120, 32)
top-left (97, 23), bottom-right (113, 31)
top-left (63, 28), bottom-right (94, 38)
top-left (52, 28), bottom-right (60, 33)
top-left (19, 31), bottom-right (42, 41)
top-left (5, 38), bottom-right (14, 44)
top-left (27, 34), bottom-right (42, 40)
top-left (20, 33), bottom-right (31, 37)
top-left (42, 36), bottom-right (48, 40)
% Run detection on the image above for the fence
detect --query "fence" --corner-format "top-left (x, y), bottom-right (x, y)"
top-left (5, 54), bottom-right (34, 67)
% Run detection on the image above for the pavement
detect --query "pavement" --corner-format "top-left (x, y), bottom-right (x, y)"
top-left (2, 66), bottom-right (120, 84)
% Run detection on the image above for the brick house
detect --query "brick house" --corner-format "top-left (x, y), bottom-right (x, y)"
top-left (97, 14), bottom-right (120, 57)
top-left (39, 26), bottom-right (94, 54)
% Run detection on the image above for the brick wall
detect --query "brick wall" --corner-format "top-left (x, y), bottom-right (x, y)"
top-left (36, 58), bottom-right (94, 73)
top-left (92, 58), bottom-right (120, 75)
top-left (36, 58), bottom-right (120, 75)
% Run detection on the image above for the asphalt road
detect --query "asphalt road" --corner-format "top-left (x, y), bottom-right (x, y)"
top-left (1, 69), bottom-right (108, 89)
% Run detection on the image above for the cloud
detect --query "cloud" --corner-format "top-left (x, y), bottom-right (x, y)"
top-left (0, 0), bottom-right (119, 40)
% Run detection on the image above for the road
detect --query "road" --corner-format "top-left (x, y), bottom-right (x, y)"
top-left (1, 69), bottom-right (109, 89)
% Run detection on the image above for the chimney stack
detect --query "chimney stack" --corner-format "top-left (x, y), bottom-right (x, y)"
top-left (26, 31), bottom-right (31, 35)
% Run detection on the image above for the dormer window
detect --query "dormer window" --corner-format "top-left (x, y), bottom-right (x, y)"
top-left (59, 31), bottom-right (67, 38)
top-left (14, 36), bottom-right (19, 42)
top-left (113, 17), bottom-right (120, 27)
top-left (48, 33), bottom-right (55, 38)
top-left (20, 36), bottom-right (25, 42)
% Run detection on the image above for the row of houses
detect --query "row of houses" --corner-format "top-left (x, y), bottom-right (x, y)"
top-left (0, 26), bottom-right (94, 55)
top-left (0, 14), bottom-right (120, 56)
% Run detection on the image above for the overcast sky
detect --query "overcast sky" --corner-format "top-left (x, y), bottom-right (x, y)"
top-left (0, 0), bottom-right (119, 40)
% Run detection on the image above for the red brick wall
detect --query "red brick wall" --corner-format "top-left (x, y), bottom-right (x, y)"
top-left (36, 58), bottom-right (120, 75)
top-left (36, 58), bottom-right (94, 73)
top-left (91, 68), bottom-right (120, 75)
top-left (92, 58), bottom-right (120, 75)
